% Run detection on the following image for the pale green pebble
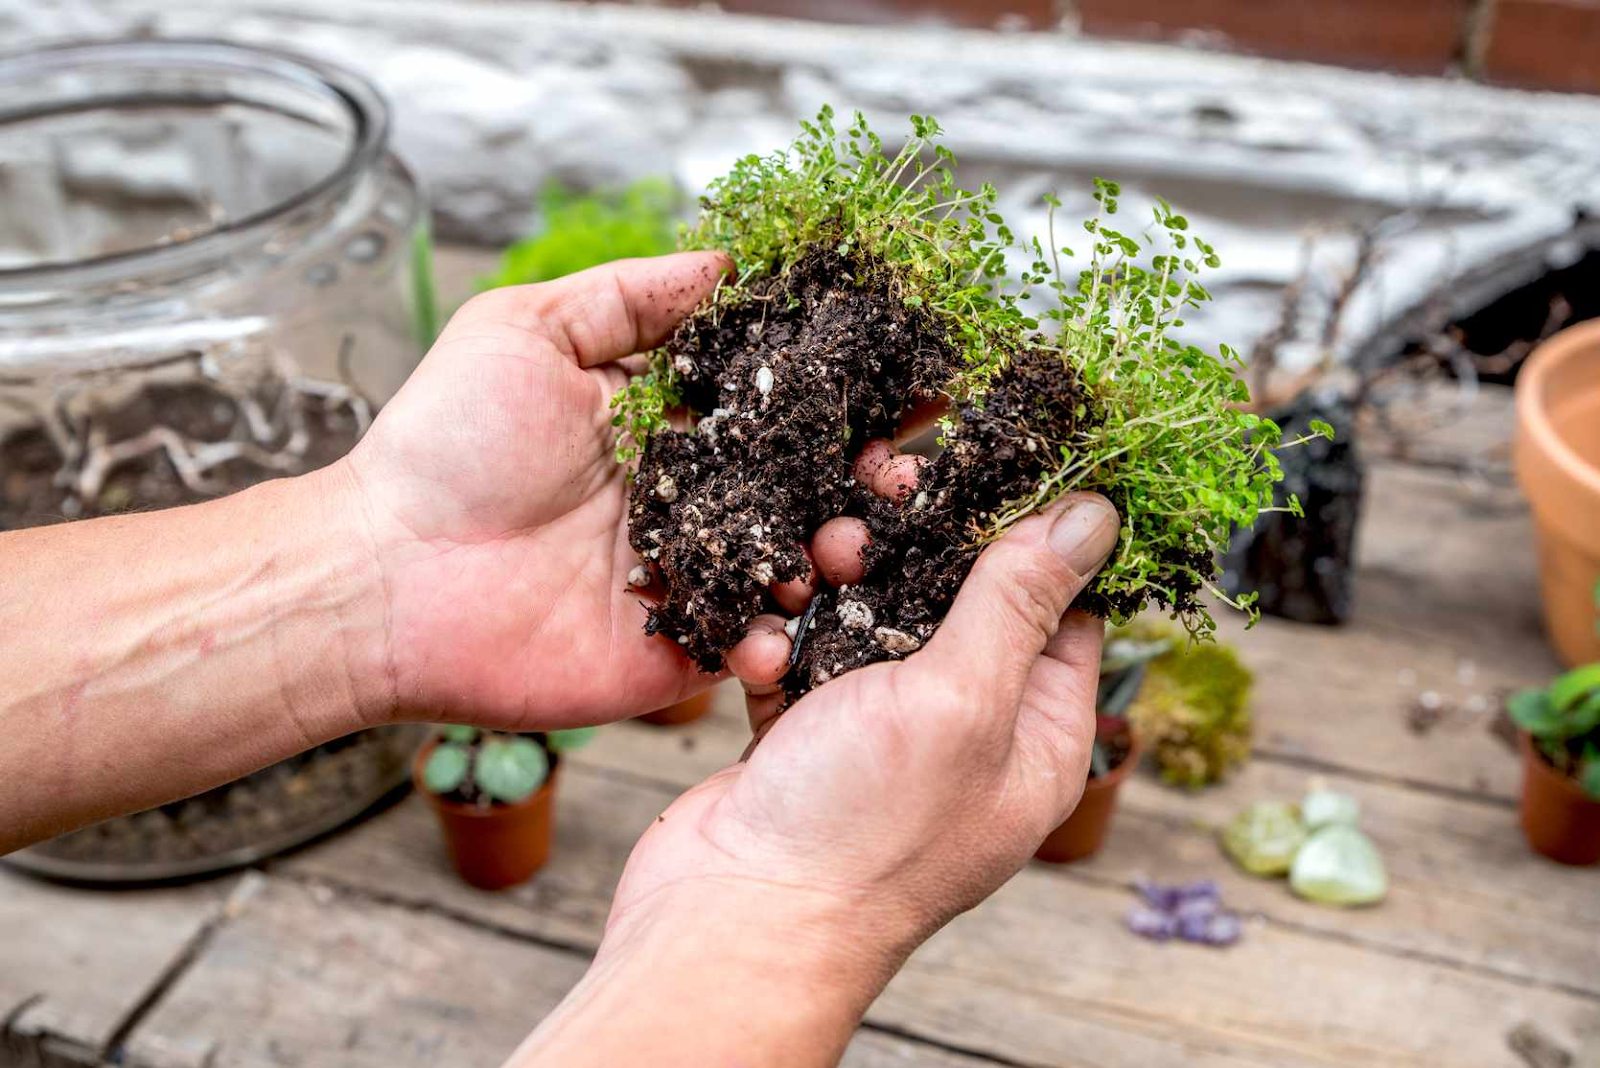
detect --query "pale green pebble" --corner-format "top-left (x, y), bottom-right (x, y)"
top-left (1220, 800), bottom-right (1306, 876)
top-left (1301, 787), bottom-right (1360, 830)
top-left (1290, 825), bottom-right (1387, 906)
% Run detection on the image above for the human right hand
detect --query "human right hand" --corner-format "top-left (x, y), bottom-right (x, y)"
top-left (510, 491), bottom-right (1120, 1068)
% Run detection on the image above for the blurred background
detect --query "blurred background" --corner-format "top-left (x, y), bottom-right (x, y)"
top-left (3, 3), bottom-right (1599, 1068)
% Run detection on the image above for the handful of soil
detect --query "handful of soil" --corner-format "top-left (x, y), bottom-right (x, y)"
top-left (618, 108), bottom-right (1308, 699)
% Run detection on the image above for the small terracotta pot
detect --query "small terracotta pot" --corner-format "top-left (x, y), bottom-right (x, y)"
top-left (639, 690), bottom-right (713, 727)
top-left (413, 742), bottom-right (559, 890)
top-left (1515, 321), bottom-right (1600, 668)
top-left (1519, 732), bottom-right (1600, 866)
top-left (1035, 736), bottom-right (1144, 864)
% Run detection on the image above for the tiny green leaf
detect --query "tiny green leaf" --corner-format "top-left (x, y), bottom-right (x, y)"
top-left (1549, 663), bottom-right (1600, 713)
top-left (437, 724), bottom-right (478, 744)
top-left (1506, 690), bottom-right (1561, 737)
top-left (1579, 745), bottom-right (1600, 800)
top-left (422, 743), bottom-right (470, 795)
top-left (474, 738), bottom-right (550, 803)
top-left (547, 727), bottom-right (597, 752)
top-left (1309, 419), bottom-right (1335, 441)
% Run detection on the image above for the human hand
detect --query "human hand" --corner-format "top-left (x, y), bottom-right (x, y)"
top-left (594, 490), bottom-right (1120, 1041)
top-left (335, 253), bottom-right (736, 727)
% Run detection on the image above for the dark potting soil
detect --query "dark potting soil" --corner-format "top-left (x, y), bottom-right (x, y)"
top-left (630, 250), bottom-right (1157, 699)
top-left (0, 379), bottom-right (361, 530)
top-left (1090, 732), bottom-right (1134, 781)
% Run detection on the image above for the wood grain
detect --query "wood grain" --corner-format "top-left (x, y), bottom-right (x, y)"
top-left (121, 876), bottom-right (1003, 1068)
top-left (0, 868), bottom-right (229, 1066)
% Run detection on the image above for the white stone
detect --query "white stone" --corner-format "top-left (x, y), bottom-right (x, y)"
top-left (836, 599), bottom-right (875, 631)
top-left (627, 564), bottom-right (651, 588)
top-left (754, 366), bottom-right (774, 395)
top-left (654, 475), bottom-right (678, 503)
top-left (783, 617), bottom-right (800, 639)
top-left (874, 626), bottom-right (921, 654)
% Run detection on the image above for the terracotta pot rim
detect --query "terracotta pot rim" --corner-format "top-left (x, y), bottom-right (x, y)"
top-left (1517, 320), bottom-right (1600, 502)
top-left (411, 739), bottom-right (560, 818)
top-left (1520, 730), bottom-right (1597, 805)
top-left (1086, 734), bottom-right (1144, 792)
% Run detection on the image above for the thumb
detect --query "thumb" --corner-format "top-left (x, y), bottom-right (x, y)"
top-left (922, 492), bottom-right (1120, 715)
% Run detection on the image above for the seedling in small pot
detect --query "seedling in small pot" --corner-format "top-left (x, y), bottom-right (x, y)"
top-left (1508, 664), bottom-right (1600, 865)
top-left (414, 726), bottom-right (595, 889)
top-left (616, 107), bottom-right (1323, 700)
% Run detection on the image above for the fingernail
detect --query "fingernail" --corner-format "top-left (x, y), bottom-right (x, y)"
top-left (1048, 497), bottom-right (1120, 577)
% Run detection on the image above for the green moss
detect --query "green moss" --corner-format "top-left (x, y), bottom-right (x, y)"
top-left (1124, 622), bottom-right (1254, 787)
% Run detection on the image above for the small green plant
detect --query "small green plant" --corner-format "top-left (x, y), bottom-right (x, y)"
top-left (613, 107), bottom-right (1321, 638)
top-left (480, 178), bottom-right (679, 291)
top-left (421, 725), bottom-right (594, 805)
top-left (411, 221), bottom-right (440, 348)
top-left (1509, 664), bottom-right (1600, 800)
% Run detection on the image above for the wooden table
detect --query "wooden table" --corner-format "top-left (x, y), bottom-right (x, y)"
top-left (4, 254), bottom-right (1597, 1068)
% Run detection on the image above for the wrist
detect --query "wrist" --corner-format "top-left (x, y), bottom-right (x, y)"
top-left (242, 461), bottom-right (397, 733)
top-left (515, 877), bottom-right (905, 1068)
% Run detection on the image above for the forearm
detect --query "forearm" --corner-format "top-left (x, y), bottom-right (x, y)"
top-left (508, 881), bottom-right (900, 1068)
top-left (0, 463), bottom-right (387, 852)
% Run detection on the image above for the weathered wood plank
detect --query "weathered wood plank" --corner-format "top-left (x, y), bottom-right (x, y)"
top-left (121, 876), bottom-right (1001, 1068)
top-left (278, 766), bottom-right (664, 949)
top-left (887, 871), bottom-right (1597, 1068)
top-left (1095, 765), bottom-right (1600, 996)
top-left (284, 752), bottom-right (1599, 1067)
top-left (1218, 459), bottom-right (1558, 800)
top-left (577, 708), bottom-right (1600, 994)
top-left (0, 868), bottom-right (229, 1066)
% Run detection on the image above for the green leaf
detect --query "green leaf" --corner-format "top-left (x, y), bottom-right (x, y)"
top-left (547, 727), bottom-right (597, 752)
top-left (1568, 691), bottom-right (1600, 735)
top-left (437, 724), bottom-right (478, 744)
top-left (421, 743), bottom-right (470, 795)
top-left (1309, 419), bottom-right (1335, 441)
top-left (1581, 745), bottom-right (1600, 801)
top-left (1506, 690), bottom-right (1561, 737)
top-left (410, 223), bottom-right (439, 349)
top-left (474, 738), bottom-right (550, 803)
top-left (1549, 663), bottom-right (1600, 712)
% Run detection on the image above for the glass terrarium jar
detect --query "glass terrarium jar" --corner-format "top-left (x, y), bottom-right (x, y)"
top-left (0, 39), bottom-right (433, 881)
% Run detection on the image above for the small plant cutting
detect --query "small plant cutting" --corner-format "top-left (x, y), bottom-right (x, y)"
top-left (1508, 663), bottom-right (1600, 864)
top-left (618, 108), bottom-right (1326, 698)
top-left (414, 726), bottom-right (594, 890)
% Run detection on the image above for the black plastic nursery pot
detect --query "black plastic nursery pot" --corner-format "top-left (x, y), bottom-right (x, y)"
top-left (1223, 393), bottom-right (1364, 626)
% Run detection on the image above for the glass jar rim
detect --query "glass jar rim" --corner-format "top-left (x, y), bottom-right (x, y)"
top-left (0, 37), bottom-right (391, 291)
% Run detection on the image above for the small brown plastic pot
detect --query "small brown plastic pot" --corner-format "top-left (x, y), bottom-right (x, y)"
top-left (413, 742), bottom-right (559, 890)
top-left (1035, 736), bottom-right (1144, 864)
top-left (1519, 732), bottom-right (1600, 866)
top-left (1515, 321), bottom-right (1600, 668)
top-left (639, 690), bottom-right (713, 727)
